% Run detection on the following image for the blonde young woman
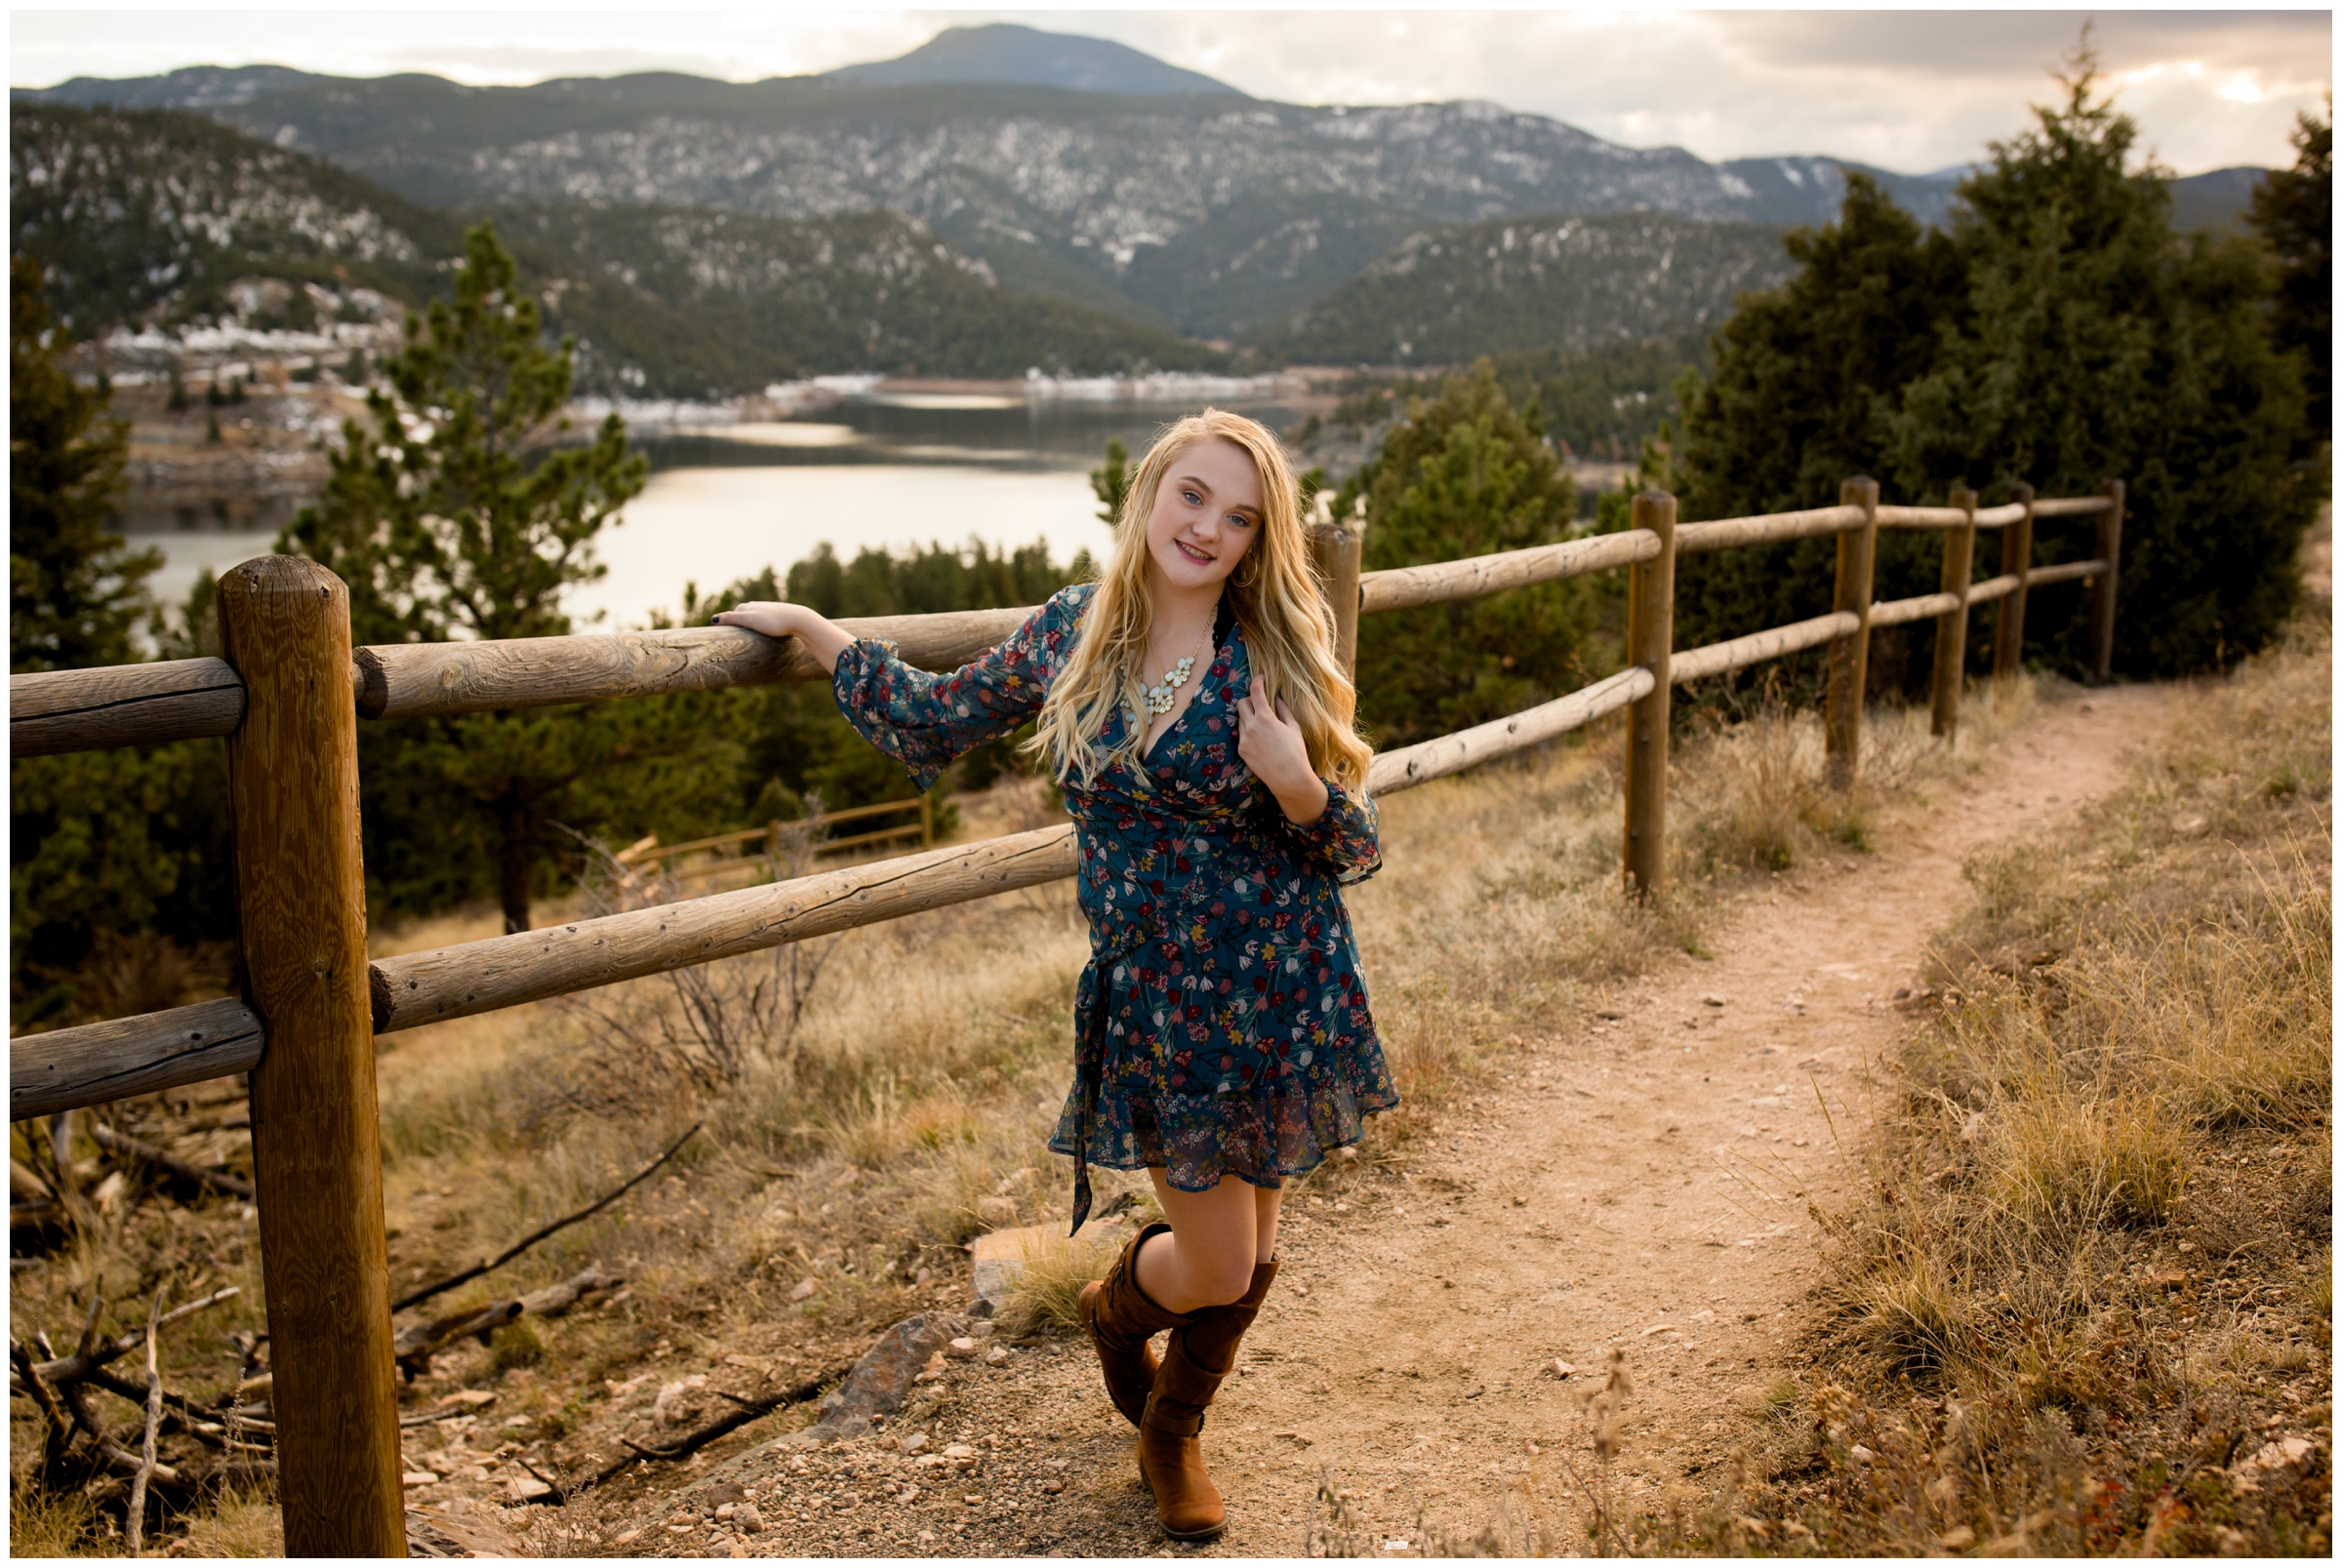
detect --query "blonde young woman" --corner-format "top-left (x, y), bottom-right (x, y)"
top-left (712, 410), bottom-right (1396, 1540)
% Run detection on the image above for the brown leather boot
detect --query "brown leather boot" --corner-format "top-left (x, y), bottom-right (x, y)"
top-left (1138, 1258), bottom-right (1278, 1541)
top-left (1076, 1222), bottom-right (1190, 1427)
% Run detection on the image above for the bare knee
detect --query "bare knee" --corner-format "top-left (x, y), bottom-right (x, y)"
top-left (1182, 1241), bottom-right (1257, 1307)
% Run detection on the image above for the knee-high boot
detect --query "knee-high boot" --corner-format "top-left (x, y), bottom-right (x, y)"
top-left (1138, 1258), bottom-right (1278, 1540)
top-left (1076, 1222), bottom-right (1191, 1427)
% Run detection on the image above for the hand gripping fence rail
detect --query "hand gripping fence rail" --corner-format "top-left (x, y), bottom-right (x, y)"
top-left (7, 476), bottom-right (2122, 1553)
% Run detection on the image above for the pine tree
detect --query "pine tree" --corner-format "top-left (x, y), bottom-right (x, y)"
top-left (1335, 361), bottom-right (1591, 745)
top-left (2247, 104), bottom-right (2332, 451)
top-left (9, 259), bottom-right (156, 674)
top-left (282, 222), bottom-right (737, 933)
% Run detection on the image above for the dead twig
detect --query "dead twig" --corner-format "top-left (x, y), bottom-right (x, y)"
top-left (25, 1285), bottom-right (241, 1384)
top-left (392, 1123), bottom-right (700, 1312)
top-left (579, 1366), bottom-right (841, 1492)
top-left (91, 1122), bottom-right (256, 1200)
top-left (9, 1337), bottom-right (74, 1467)
top-left (125, 1290), bottom-right (163, 1554)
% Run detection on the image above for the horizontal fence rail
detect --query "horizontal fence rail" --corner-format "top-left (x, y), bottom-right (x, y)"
top-left (10, 656), bottom-right (246, 759)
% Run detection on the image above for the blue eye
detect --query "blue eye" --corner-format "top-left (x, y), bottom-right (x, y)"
top-left (1183, 489), bottom-right (1202, 505)
top-left (1227, 512), bottom-right (1253, 530)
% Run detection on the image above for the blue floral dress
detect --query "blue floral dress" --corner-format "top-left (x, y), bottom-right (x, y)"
top-left (832, 583), bottom-right (1399, 1229)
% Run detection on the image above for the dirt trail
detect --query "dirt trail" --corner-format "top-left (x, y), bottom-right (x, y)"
top-left (591, 683), bottom-right (2180, 1558)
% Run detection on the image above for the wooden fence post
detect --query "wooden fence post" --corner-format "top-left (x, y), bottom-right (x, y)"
top-left (1993, 481), bottom-right (2035, 676)
top-left (2088, 477), bottom-right (2125, 683)
top-left (1622, 490), bottom-right (1676, 900)
top-left (1825, 476), bottom-right (1879, 789)
top-left (1308, 521), bottom-right (1363, 679)
top-left (217, 557), bottom-right (406, 1557)
top-left (1930, 486), bottom-right (1978, 741)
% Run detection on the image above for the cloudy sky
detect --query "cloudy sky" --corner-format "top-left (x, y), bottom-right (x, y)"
top-left (11, 6), bottom-right (2330, 175)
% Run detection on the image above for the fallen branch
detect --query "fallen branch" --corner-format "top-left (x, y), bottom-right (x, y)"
top-left (580, 1366), bottom-right (839, 1491)
top-left (392, 1301), bottom-right (523, 1382)
top-left (25, 1285), bottom-right (241, 1385)
top-left (388, 1266), bottom-right (626, 1381)
top-left (392, 1123), bottom-right (699, 1312)
top-left (81, 1366), bottom-right (268, 1445)
top-left (125, 1292), bottom-right (162, 1554)
top-left (91, 1123), bottom-right (255, 1201)
top-left (9, 1338), bottom-right (73, 1467)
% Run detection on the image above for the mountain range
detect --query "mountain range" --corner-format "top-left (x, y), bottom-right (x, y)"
top-left (14, 24), bottom-right (2270, 372)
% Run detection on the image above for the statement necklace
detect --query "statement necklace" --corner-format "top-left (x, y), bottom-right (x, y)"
top-left (1141, 624), bottom-right (1212, 716)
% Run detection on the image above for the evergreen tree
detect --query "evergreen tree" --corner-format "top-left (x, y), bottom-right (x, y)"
top-left (9, 260), bottom-right (232, 1025)
top-left (1334, 362), bottom-right (1592, 745)
top-left (9, 258), bottom-right (156, 673)
top-left (282, 222), bottom-right (738, 932)
top-left (1670, 50), bottom-right (2313, 682)
top-left (2247, 103), bottom-right (2332, 452)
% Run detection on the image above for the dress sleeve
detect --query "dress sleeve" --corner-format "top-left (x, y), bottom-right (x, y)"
top-left (831, 587), bottom-right (1082, 791)
top-left (1276, 776), bottom-right (1382, 886)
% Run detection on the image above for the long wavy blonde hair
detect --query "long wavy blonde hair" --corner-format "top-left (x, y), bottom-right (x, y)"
top-left (1027, 409), bottom-right (1373, 795)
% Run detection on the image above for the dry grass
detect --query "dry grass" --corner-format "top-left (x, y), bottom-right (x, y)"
top-left (990, 1228), bottom-right (1124, 1340)
top-left (1692, 617), bottom-right (2334, 1557)
top-left (11, 667), bottom-right (2054, 1554)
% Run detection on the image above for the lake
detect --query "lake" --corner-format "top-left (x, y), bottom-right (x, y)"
top-left (131, 390), bottom-right (1310, 635)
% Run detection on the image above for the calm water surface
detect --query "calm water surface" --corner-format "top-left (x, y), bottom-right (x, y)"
top-left (134, 394), bottom-right (1305, 634)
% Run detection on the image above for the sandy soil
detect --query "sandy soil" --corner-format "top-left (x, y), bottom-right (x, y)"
top-left (562, 679), bottom-right (2182, 1559)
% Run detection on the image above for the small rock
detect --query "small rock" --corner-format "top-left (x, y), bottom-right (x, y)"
top-left (715, 1503), bottom-right (736, 1521)
top-left (1937, 1525), bottom-right (1975, 1549)
top-left (1700, 993), bottom-right (1726, 1008)
top-left (789, 1277), bottom-right (821, 1303)
top-left (944, 1337), bottom-right (983, 1360)
top-left (504, 1474), bottom-right (554, 1504)
top-left (1041, 1478), bottom-right (1064, 1494)
top-left (402, 1471), bottom-right (437, 1488)
top-left (736, 1505), bottom-right (763, 1535)
top-left (962, 1493), bottom-right (982, 1506)
top-left (2149, 1269), bottom-right (2189, 1291)
top-left (613, 1528), bottom-right (642, 1546)
top-left (435, 1388), bottom-right (499, 1409)
top-left (1847, 1445), bottom-right (1875, 1465)
top-left (913, 1351), bottom-right (949, 1384)
top-left (985, 1346), bottom-right (1011, 1367)
top-left (1595, 1009), bottom-right (1626, 1021)
top-left (1549, 1359), bottom-right (1574, 1379)
top-left (1510, 1194), bottom-right (1527, 1207)
top-left (900, 1431), bottom-right (931, 1455)
top-left (976, 1194), bottom-right (1018, 1227)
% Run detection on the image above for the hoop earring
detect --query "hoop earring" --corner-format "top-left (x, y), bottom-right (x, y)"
top-left (1234, 553), bottom-right (1259, 589)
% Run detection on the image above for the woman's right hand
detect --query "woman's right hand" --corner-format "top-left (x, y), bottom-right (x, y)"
top-left (711, 600), bottom-right (855, 674)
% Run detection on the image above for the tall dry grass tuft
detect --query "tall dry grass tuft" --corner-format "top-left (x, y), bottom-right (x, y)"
top-left (1713, 616), bottom-right (2334, 1557)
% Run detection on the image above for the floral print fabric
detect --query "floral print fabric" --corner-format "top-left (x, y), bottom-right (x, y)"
top-left (832, 583), bottom-right (1399, 1228)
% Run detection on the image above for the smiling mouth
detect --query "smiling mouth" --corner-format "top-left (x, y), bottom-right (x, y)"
top-left (1174, 539), bottom-right (1216, 564)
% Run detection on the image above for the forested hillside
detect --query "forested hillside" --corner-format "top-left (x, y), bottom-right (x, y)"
top-left (1256, 213), bottom-right (1795, 365)
top-left (8, 102), bottom-right (1225, 391)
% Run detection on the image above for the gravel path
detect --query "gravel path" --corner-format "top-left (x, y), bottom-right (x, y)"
top-left (559, 681), bottom-right (2179, 1559)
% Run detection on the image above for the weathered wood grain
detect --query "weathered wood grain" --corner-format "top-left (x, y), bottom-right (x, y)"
top-left (356, 608), bottom-right (1035, 720)
top-left (1668, 612), bottom-right (1861, 682)
top-left (1993, 483), bottom-right (2037, 676)
top-left (1367, 666), bottom-right (1653, 799)
top-left (369, 825), bottom-right (1082, 1033)
top-left (1675, 504), bottom-right (1864, 556)
top-left (8, 658), bottom-right (245, 758)
top-left (1621, 493), bottom-right (1676, 899)
top-left (1930, 489), bottom-right (1979, 740)
top-left (9, 999), bottom-right (263, 1121)
top-left (1826, 478), bottom-right (1880, 789)
top-left (1875, 502), bottom-right (2028, 530)
top-left (1309, 522), bottom-right (1363, 673)
top-left (218, 556), bottom-right (406, 1557)
top-left (2024, 558), bottom-right (2109, 587)
top-left (1357, 530), bottom-right (1658, 613)
top-left (1867, 592), bottom-right (1963, 629)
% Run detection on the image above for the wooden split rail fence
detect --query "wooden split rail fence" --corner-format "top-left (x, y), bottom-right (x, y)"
top-left (7, 474), bottom-right (2122, 1552)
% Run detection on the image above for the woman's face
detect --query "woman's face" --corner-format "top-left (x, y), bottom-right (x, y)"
top-left (1142, 436), bottom-right (1263, 596)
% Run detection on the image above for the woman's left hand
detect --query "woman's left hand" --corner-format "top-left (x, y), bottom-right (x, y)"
top-left (1235, 687), bottom-right (1329, 824)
